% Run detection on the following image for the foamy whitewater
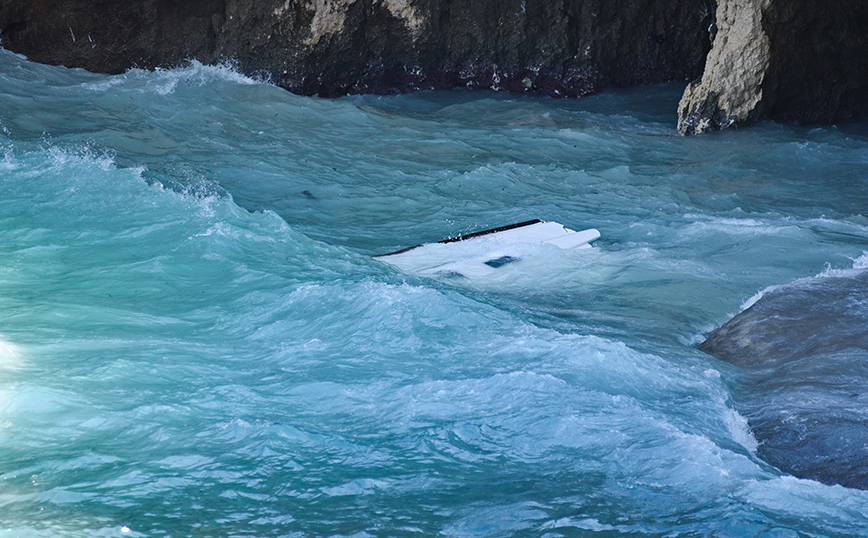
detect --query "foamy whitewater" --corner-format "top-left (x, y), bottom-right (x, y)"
top-left (1, 49), bottom-right (868, 537)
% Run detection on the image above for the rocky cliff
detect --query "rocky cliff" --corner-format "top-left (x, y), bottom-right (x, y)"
top-left (3, 1), bottom-right (867, 132)
top-left (678, 0), bottom-right (868, 134)
top-left (0, 0), bottom-right (711, 97)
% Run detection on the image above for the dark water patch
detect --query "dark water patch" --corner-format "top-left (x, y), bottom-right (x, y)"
top-left (700, 268), bottom-right (868, 489)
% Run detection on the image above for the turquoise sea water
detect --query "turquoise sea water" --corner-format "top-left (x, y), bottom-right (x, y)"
top-left (1, 48), bottom-right (868, 537)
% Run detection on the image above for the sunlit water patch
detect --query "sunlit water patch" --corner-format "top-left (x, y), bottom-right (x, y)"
top-left (2, 48), bottom-right (868, 536)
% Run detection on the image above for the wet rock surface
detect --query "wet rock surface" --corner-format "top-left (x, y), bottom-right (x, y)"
top-left (700, 271), bottom-right (868, 489)
top-left (0, 0), bottom-right (711, 97)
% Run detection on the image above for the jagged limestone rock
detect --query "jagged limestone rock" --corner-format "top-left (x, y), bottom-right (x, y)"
top-left (679, 0), bottom-right (868, 134)
top-left (677, 0), bottom-right (770, 135)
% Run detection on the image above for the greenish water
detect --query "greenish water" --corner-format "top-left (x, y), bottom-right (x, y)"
top-left (1, 49), bottom-right (867, 537)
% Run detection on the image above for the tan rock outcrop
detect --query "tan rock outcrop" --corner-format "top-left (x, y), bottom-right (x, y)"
top-left (677, 0), bottom-right (770, 135)
top-left (679, 0), bottom-right (868, 134)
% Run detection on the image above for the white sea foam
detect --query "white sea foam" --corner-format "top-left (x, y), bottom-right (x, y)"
top-left (44, 144), bottom-right (118, 171)
top-left (820, 250), bottom-right (868, 276)
top-left (81, 59), bottom-right (263, 95)
top-left (139, 60), bottom-right (262, 95)
top-left (682, 212), bottom-right (798, 238)
top-left (82, 77), bottom-right (125, 92)
top-left (723, 408), bottom-right (758, 453)
top-left (740, 250), bottom-right (868, 312)
top-left (739, 286), bottom-right (779, 312)
top-left (0, 336), bottom-right (21, 369)
top-left (0, 147), bottom-right (16, 171)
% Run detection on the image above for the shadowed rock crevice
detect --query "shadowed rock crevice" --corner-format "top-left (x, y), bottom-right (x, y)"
top-left (761, 1), bottom-right (868, 124)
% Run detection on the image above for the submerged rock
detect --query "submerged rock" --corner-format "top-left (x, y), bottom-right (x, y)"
top-left (0, 0), bottom-right (711, 97)
top-left (700, 270), bottom-right (868, 489)
top-left (678, 0), bottom-right (868, 134)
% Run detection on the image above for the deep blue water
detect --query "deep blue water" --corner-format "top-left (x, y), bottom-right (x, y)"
top-left (1, 48), bottom-right (868, 537)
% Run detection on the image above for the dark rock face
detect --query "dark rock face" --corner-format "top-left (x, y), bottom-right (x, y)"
top-left (762, 1), bottom-right (868, 124)
top-left (5, 1), bottom-right (867, 131)
top-left (700, 271), bottom-right (868, 489)
top-left (0, 0), bottom-right (713, 98)
top-left (678, 0), bottom-right (868, 134)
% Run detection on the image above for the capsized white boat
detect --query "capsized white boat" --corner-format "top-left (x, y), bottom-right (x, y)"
top-left (375, 219), bottom-right (600, 277)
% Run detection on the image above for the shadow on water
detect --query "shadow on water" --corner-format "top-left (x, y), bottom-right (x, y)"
top-left (699, 268), bottom-right (868, 489)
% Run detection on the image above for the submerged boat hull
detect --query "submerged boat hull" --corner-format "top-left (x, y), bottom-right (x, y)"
top-left (375, 220), bottom-right (600, 278)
